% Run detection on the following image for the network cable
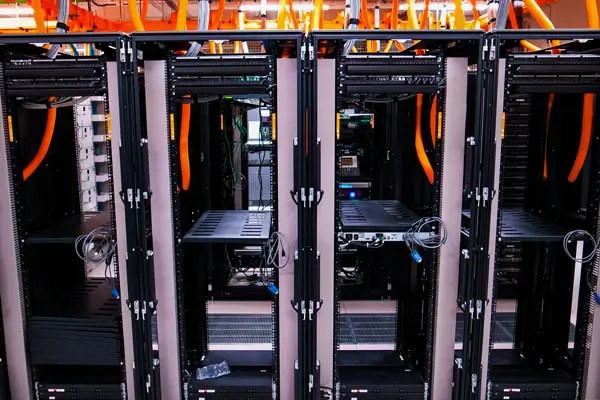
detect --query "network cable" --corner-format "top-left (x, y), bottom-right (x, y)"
top-left (563, 229), bottom-right (600, 304)
top-left (403, 217), bottom-right (448, 263)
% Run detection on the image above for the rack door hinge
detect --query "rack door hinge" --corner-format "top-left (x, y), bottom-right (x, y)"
top-left (476, 299), bottom-right (483, 320)
top-left (146, 373), bottom-right (151, 393)
top-left (309, 374), bottom-right (314, 392)
top-left (482, 187), bottom-right (489, 207)
top-left (308, 188), bottom-right (314, 208)
top-left (133, 300), bottom-right (140, 320)
top-left (471, 373), bottom-right (478, 393)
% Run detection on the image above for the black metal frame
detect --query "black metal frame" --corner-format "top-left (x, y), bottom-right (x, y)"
top-left (0, 33), bottom-right (145, 398)
top-left (310, 30), bottom-right (484, 400)
top-left (131, 30), bottom-right (304, 400)
top-left (474, 29), bottom-right (600, 400)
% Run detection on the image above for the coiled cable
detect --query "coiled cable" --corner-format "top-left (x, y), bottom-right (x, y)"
top-left (563, 229), bottom-right (600, 304)
top-left (562, 229), bottom-right (598, 264)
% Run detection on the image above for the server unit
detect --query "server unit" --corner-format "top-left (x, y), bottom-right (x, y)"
top-left (477, 31), bottom-right (600, 400)
top-left (0, 34), bottom-right (134, 400)
top-left (312, 31), bottom-right (484, 400)
top-left (133, 32), bottom-right (302, 400)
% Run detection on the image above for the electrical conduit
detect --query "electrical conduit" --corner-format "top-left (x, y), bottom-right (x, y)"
top-left (569, 0), bottom-right (599, 182)
top-left (23, 97), bottom-right (56, 181)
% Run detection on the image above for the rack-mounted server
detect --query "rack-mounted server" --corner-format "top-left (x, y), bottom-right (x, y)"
top-left (0, 34), bottom-right (140, 400)
top-left (312, 31), bottom-right (484, 400)
top-left (132, 31), bottom-right (303, 400)
top-left (473, 30), bottom-right (600, 400)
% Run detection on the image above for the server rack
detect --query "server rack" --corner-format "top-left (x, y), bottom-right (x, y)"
top-left (0, 33), bottom-right (142, 400)
top-left (132, 31), bottom-right (304, 400)
top-left (311, 31), bottom-right (484, 400)
top-left (475, 30), bottom-right (600, 400)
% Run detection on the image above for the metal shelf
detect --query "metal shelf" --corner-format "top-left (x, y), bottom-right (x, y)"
top-left (340, 200), bottom-right (419, 232)
top-left (27, 212), bottom-right (110, 244)
top-left (183, 210), bottom-right (271, 244)
top-left (462, 209), bottom-right (569, 242)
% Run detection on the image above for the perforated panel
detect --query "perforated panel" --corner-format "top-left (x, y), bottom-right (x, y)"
top-left (183, 210), bottom-right (271, 244)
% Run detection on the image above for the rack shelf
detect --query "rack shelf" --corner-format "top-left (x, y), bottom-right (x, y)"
top-left (340, 200), bottom-right (419, 232)
top-left (183, 210), bottom-right (271, 244)
top-left (462, 209), bottom-right (569, 242)
top-left (27, 212), bottom-right (110, 244)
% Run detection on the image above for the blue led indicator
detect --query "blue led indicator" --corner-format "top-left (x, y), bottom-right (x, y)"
top-left (349, 191), bottom-right (357, 199)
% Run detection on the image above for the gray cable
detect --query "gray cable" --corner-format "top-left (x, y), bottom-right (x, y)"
top-left (343, 0), bottom-right (360, 55)
top-left (495, 0), bottom-right (510, 30)
top-left (46, 0), bottom-right (69, 59)
top-left (266, 231), bottom-right (290, 269)
top-left (186, 0), bottom-right (210, 57)
top-left (403, 217), bottom-right (448, 250)
top-left (75, 227), bottom-right (115, 264)
top-left (563, 229), bottom-right (599, 264)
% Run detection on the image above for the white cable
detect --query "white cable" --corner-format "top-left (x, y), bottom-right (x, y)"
top-left (186, 0), bottom-right (210, 56)
top-left (343, 0), bottom-right (360, 55)
top-left (266, 231), bottom-right (290, 269)
top-left (75, 227), bottom-right (115, 264)
top-left (563, 230), bottom-right (599, 264)
top-left (46, 0), bottom-right (69, 59)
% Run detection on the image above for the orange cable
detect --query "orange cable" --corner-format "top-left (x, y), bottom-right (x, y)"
top-left (176, 0), bottom-right (188, 31)
top-left (568, 94), bottom-right (594, 182)
top-left (31, 0), bottom-right (46, 33)
top-left (430, 94), bottom-right (437, 148)
top-left (453, 0), bottom-right (466, 29)
top-left (383, 40), bottom-right (393, 52)
top-left (391, 0), bottom-right (398, 28)
top-left (178, 0), bottom-right (191, 190)
top-left (407, 0), bottom-right (418, 29)
top-left (287, 0), bottom-right (299, 29)
top-left (312, 0), bottom-right (323, 30)
top-left (179, 101), bottom-right (191, 190)
top-left (415, 94), bottom-right (434, 184)
top-left (569, 0), bottom-right (599, 182)
top-left (419, 0), bottom-right (430, 29)
top-left (543, 93), bottom-right (554, 180)
top-left (276, 0), bottom-right (287, 29)
top-left (23, 97), bottom-right (57, 181)
top-left (128, 0), bottom-right (145, 31)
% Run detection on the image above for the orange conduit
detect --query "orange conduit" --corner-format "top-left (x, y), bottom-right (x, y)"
top-left (217, 43), bottom-right (224, 54)
top-left (287, 0), bottom-right (299, 29)
top-left (312, 0), bottom-right (324, 30)
top-left (391, 0), bottom-right (398, 28)
top-left (470, 0), bottom-right (480, 23)
top-left (383, 40), bottom-right (393, 52)
top-left (276, 0), bottom-right (287, 29)
top-left (178, 0), bottom-right (191, 190)
top-left (543, 93), bottom-right (554, 180)
top-left (568, 94), bottom-right (594, 182)
top-left (430, 94), bottom-right (437, 148)
top-left (31, 0), bottom-right (46, 32)
top-left (23, 97), bottom-right (57, 181)
top-left (415, 94), bottom-right (434, 184)
top-left (508, 2), bottom-right (540, 51)
top-left (407, 0), bottom-right (418, 29)
top-left (521, 0), bottom-right (560, 49)
top-left (569, 0), bottom-right (599, 182)
top-left (176, 0), bottom-right (188, 31)
top-left (361, 0), bottom-right (373, 29)
top-left (453, 0), bottom-right (466, 29)
top-left (179, 102), bottom-right (191, 190)
top-left (128, 0), bottom-right (145, 31)
top-left (419, 0), bottom-right (430, 29)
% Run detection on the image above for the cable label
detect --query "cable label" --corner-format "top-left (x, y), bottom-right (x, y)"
top-left (169, 113), bottom-right (175, 141)
top-left (271, 113), bottom-right (277, 141)
top-left (106, 113), bottom-right (112, 140)
top-left (437, 112), bottom-right (443, 139)
top-left (336, 112), bottom-right (341, 140)
top-left (7, 115), bottom-right (13, 142)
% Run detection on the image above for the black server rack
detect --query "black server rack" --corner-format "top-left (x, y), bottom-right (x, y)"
top-left (131, 31), bottom-right (305, 400)
top-left (473, 30), bottom-right (600, 400)
top-left (0, 34), bottom-right (148, 400)
top-left (310, 31), bottom-right (485, 400)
